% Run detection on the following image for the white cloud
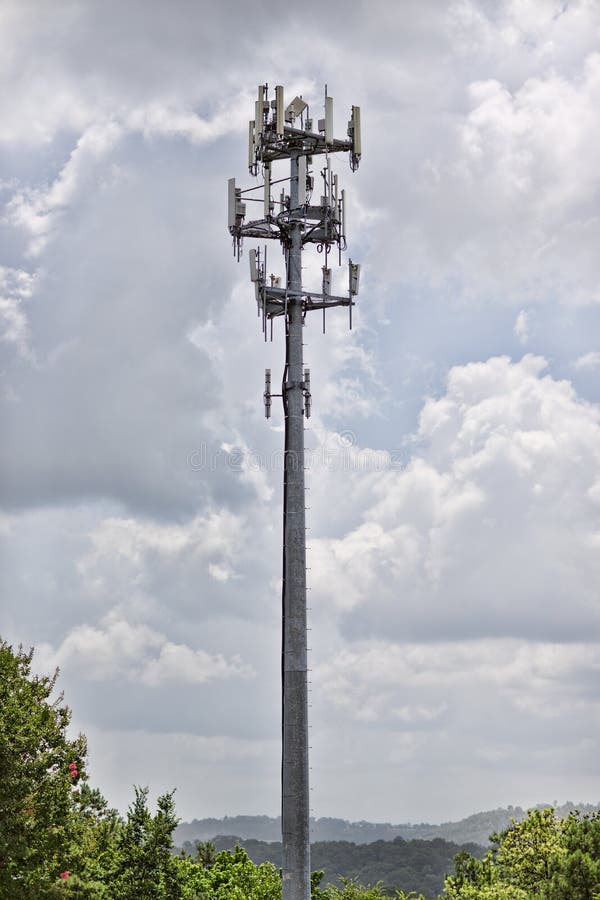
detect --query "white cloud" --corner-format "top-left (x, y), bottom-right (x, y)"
top-left (125, 93), bottom-right (251, 145)
top-left (140, 641), bottom-right (251, 687)
top-left (0, 265), bottom-right (34, 357)
top-left (574, 350), bottom-right (600, 370)
top-left (365, 45), bottom-right (600, 305)
top-left (43, 612), bottom-right (253, 686)
top-left (82, 511), bottom-right (242, 567)
top-left (307, 632), bottom-right (600, 819)
top-left (514, 309), bottom-right (530, 344)
top-left (6, 121), bottom-right (123, 256)
top-left (310, 356), bottom-right (600, 641)
top-left (6, 98), bottom-right (250, 258)
top-left (75, 509), bottom-right (251, 615)
top-left (315, 639), bottom-right (600, 720)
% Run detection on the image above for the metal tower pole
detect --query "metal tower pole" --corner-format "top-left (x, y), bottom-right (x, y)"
top-left (281, 152), bottom-right (310, 900)
top-left (228, 83), bottom-right (361, 900)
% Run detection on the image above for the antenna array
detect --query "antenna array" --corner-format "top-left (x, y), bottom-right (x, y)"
top-left (229, 84), bottom-right (361, 335)
top-left (227, 84), bottom-right (361, 900)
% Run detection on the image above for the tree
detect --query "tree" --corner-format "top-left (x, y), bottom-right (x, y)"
top-left (493, 808), bottom-right (565, 892)
top-left (0, 639), bottom-right (87, 898)
top-left (311, 869), bottom-right (328, 899)
top-left (545, 811), bottom-right (600, 900)
top-left (61, 783), bottom-right (123, 897)
top-left (441, 808), bottom-right (600, 899)
top-left (112, 786), bottom-right (183, 899)
top-left (203, 845), bottom-right (281, 900)
top-left (321, 877), bottom-right (425, 899)
top-left (195, 840), bottom-right (217, 869)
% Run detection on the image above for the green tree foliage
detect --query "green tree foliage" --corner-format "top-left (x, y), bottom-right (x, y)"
top-left (319, 877), bottom-right (425, 899)
top-left (311, 869), bottom-right (329, 899)
top-left (441, 808), bottom-right (600, 899)
top-left (544, 811), bottom-right (600, 900)
top-left (195, 840), bottom-right (217, 869)
top-left (112, 786), bottom-right (183, 899)
top-left (190, 834), bottom-right (481, 897)
top-left (493, 808), bottom-right (565, 891)
top-left (0, 640), bottom-right (87, 898)
top-left (60, 783), bottom-right (122, 897)
top-left (177, 844), bottom-right (281, 900)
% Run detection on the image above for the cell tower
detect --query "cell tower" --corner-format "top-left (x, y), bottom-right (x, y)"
top-left (228, 84), bottom-right (361, 900)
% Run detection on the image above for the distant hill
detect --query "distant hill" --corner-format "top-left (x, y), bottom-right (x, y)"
top-left (174, 801), bottom-right (600, 849)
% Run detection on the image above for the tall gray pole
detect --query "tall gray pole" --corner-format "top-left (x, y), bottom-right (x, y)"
top-left (228, 84), bottom-right (361, 900)
top-left (281, 152), bottom-right (310, 900)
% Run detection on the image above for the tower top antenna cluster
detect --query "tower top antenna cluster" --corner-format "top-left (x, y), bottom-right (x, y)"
top-left (228, 84), bottom-right (362, 338)
top-left (246, 83), bottom-right (361, 172)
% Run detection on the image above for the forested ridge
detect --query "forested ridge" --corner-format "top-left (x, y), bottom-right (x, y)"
top-left (175, 801), bottom-right (600, 849)
top-left (2, 638), bottom-right (600, 899)
top-left (179, 835), bottom-right (485, 899)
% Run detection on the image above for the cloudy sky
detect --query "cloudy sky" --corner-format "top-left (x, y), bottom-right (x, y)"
top-left (2, 0), bottom-right (600, 826)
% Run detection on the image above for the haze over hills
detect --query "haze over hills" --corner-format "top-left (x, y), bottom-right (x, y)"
top-left (175, 802), bottom-right (600, 849)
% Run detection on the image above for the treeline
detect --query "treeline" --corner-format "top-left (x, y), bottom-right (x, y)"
top-left (179, 810), bottom-right (600, 899)
top-left (180, 835), bottom-right (485, 899)
top-left (175, 802), bottom-right (600, 848)
top-left (2, 637), bottom-right (600, 899)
